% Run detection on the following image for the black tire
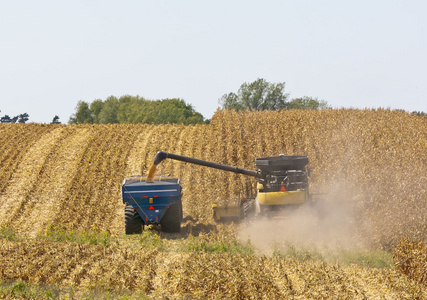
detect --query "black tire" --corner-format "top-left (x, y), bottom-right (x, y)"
top-left (160, 199), bottom-right (182, 233)
top-left (125, 204), bottom-right (144, 234)
top-left (242, 200), bottom-right (255, 220)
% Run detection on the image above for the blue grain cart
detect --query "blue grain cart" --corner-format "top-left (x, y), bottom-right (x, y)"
top-left (122, 176), bottom-right (182, 234)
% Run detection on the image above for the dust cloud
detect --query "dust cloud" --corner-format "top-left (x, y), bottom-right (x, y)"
top-left (237, 183), bottom-right (368, 256)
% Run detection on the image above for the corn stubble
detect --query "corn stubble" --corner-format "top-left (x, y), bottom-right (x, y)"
top-left (0, 109), bottom-right (425, 298)
top-left (0, 238), bottom-right (425, 299)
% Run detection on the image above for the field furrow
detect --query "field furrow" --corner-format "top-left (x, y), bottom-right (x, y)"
top-left (0, 124), bottom-right (56, 194)
top-left (12, 127), bottom-right (94, 235)
top-left (0, 127), bottom-right (64, 227)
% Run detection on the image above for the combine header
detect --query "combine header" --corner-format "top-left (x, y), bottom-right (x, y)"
top-left (122, 151), bottom-right (319, 234)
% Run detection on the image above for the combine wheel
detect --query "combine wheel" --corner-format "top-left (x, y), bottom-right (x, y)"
top-left (125, 204), bottom-right (144, 234)
top-left (241, 200), bottom-right (255, 220)
top-left (161, 199), bottom-right (182, 233)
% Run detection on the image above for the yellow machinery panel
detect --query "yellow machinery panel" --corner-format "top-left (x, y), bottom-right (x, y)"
top-left (212, 204), bottom-right (241, 221)
top-left (257, 190), bottom-right (307, 205)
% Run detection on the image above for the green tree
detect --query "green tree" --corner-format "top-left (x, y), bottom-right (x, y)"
top-left (287, 96), bottom-right (330, 110)
top-left (98, 96), bottom-right (119, 124)
top-left (219, 78), bottom-right (289, 111)
top-left (69, 101), bottom-right (93, 124)
top-left (411, 111), bottom-right (426, 117)
top-left (17, 113), bottom-right (29, 123)
top-left (0, 115), bottom-right (12, 123)
top-left (90, 99), bottom-right (104, 124)
top-left (51, 115), bottom-right (61, 124)
top-left (69, 96), bottom-right (206, 124)
top-left (0, 112), bottom-right (29, 123)
top-left (154, 98), bottom-right (204, 125)
top-left (117, 95), bottom-right (145, 123)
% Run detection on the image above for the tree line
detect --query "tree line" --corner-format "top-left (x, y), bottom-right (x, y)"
top-left (0, 112), bottom-right (29, 124)
top-left (3, 78), bottom-right (423, 125)
top-left (219, 78), bottom-right (330, 111)
top-left (69, 96), bottom-right (206, 125)
top-left (218, 78), bottom-right (425, 115)
top-left (70, 79), bottom-right (332, 125)
top-left (0, 111), bottom-right (61, 124)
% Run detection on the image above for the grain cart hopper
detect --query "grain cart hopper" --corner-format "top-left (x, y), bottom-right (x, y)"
top-left (130, 151), bottom-right (315, 225)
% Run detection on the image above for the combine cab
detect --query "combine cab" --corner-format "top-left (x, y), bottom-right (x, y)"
top-left (254, 155), bottom-right (310, 215)
top-left (211, 155), bottom-right (312, 221)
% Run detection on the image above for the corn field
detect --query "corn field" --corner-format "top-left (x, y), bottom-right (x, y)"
top-left (0, 109), bottom-right (426, 298)
top-left (0, 238), bottom-right (424, 299)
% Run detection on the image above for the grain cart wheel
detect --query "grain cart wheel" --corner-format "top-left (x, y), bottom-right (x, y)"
top-left (161, 199), bottom-right (182, 233)
top-left (125, 204), bottom-right (143, 234)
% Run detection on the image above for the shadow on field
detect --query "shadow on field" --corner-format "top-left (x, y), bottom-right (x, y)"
top-left (148, 216), bottom-right (218, 240)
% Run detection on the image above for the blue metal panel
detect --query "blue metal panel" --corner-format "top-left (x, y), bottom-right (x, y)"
top-left (122, 178), bottom-right (181, 224)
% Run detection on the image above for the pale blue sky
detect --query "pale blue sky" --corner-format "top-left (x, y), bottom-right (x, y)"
top-left (1, 0), bottom-right (426, 123)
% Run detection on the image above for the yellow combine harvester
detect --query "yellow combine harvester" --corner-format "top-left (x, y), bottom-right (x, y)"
top-left (143, 151), bottom-right (319, 223)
